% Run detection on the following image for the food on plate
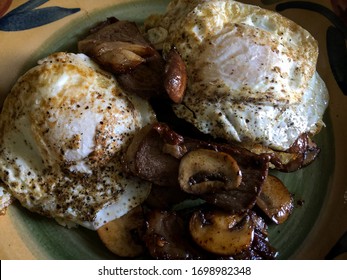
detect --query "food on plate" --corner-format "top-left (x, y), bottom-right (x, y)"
top-left (0, 0), bottom-right (330, 260)
top-left (124, 122), bottom-right (270, 214)
top-left (256, 175), bottom-right (294, 224)
top-left (78, 18), bottom-right (188, 105)
top-left (189, 209), bottom-right (261, 256)
top-left (0, 182), bottom-right (13, 215)
top-left (78, 18), bottom-right (165, 100)
top-left (0, 52), bottom-right (155, 230)
top-left (143, 0), bottom-right (329, 152)
top-left (121, 122), bottom-right (281, 258)
top-left (97, 205), bottom-right (146, 257)
top-left (178, 149), bottom-right (243, 194)
top-left (143, 209), bottom-right (204, 259)
top-left (90, 0), bottom-right (328, 259)
top-left (123, 122), bottom-right (182, 188)
top-left (143, 208), bottom-right (277, 260)
top-left (163, 48), bottom-right (187, 104)
top-left (247, 132), bottom-right (322, 172)
top-left (189, 209), bottom-right (253, 256)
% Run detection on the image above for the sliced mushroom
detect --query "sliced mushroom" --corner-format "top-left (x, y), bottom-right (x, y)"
top-left (256, 175), bottom-right (294, 224)
top-left (295, 134), bottom-right (321, 168)
top-left (189, 209), bottom-right (254, 256)
top-left (97, 205), bottom-right (145, 258)
top-left (117, 51), bottom-right (165, 99)
top-left (178, 149), bottom-right (242, 195)
top-left (124, 123), bottom-right (269, 213)
top-left (242, 133), bottom-right (320, 172)
top-left (164, 48), bottom-right (187, 103)
top-left (123, 124), bottom-right (153, 174)
top-left (183, 138), bottom-right (270, 212)
top-left (123, 123), bottom-right (180, 187)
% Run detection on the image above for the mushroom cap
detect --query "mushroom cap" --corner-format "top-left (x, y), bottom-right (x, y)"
top-left (178, 149), bottom-right (242, 195)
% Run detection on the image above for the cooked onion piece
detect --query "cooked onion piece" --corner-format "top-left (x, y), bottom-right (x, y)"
top-left (256, 175), bottom-right (294, 224)
top-left (78, 18), bottom-right (165, 99)
top-left (78, 19), bottom-right (155, 74)
top-left (178, 149), bottom-right (242, 195)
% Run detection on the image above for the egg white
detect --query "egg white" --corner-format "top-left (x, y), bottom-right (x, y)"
top-left (145, 0), bottom-right (329, 150)
top-left (0, 52), bottom-right (156, 230)
top-left (0, 182), bottom-right (12, 214)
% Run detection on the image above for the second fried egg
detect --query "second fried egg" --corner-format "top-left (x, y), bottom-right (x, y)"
top-left (145, 0), bottom-right (329, 150)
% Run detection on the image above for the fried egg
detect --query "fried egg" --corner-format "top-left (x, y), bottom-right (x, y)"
top-left (0, 182), bottom-right (12, 215)
top-left (145, 0), bottom-right (329, 150)
top-left (0, 52), bottom-right (156, 230)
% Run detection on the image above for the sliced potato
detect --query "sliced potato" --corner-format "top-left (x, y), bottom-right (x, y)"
top-left (97, 205), bottom-right (145, 257)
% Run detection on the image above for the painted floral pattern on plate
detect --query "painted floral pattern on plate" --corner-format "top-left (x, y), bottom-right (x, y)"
top-left (0, 0), bottom-right (79, 31)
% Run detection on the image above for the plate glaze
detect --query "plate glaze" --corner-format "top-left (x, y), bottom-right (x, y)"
top-left (0, 0), bottom-right (346, 260)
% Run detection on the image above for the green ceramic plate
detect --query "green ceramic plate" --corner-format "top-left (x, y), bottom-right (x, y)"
top-left (0, 0), bottom-right (346, 260)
